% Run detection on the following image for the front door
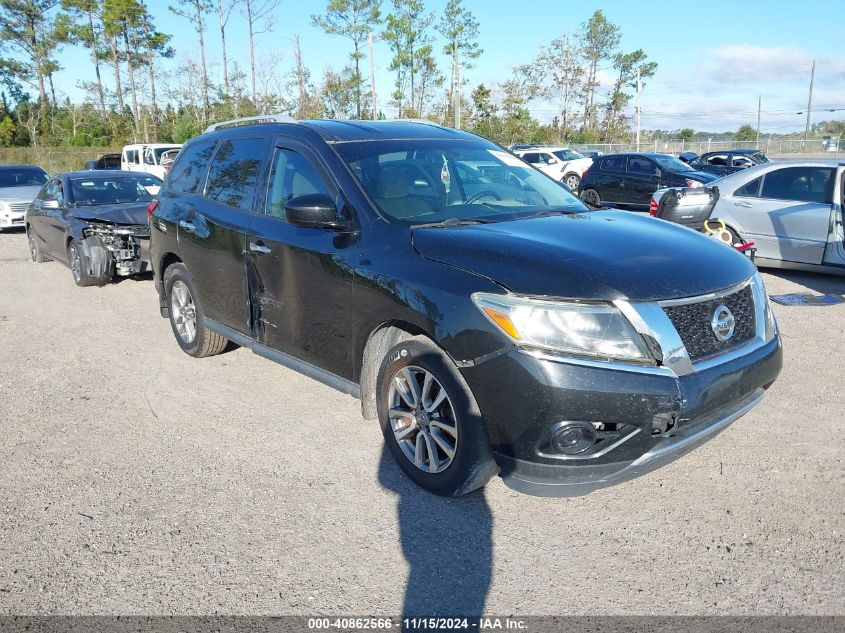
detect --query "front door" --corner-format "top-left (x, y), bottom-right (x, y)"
top-left (245, 141), bottom-right (357, 379)
top-left (622, 156), bottom-right (661, 207)
top-left (594, 155), bottom-right (625, 203)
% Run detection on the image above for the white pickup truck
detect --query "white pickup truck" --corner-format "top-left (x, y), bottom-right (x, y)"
top-left (121, 143), bottom-right (182, 180)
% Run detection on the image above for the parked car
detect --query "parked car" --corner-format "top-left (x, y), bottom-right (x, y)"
top-left (26, 170), bottom-right (161, 286)
top-left (121, 143), bottom-right (183, 179)
top-left (83, 153), bottom-right (122, 170)
top-left (686, 149), bottom-right (770, 177)
top-left (579, 150), bottom-right (605, 159)
top-left (651, 160), bottom-right (845, 274)
top-left (149, 115), bottom-right (781, 498)
top-left (512, 146), bottom-right (593, 190)
top-left (678, 151), bottom-right (699, 164)
top-left (0, 164), bottom-right (49, 232)
top-left (580, 153), bottom-right (719, 210)
top-left (159, 148), bottom-right (181, 174)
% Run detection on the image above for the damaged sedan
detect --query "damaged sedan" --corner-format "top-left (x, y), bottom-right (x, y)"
top-left (25, 171), bottom-right (161, 287)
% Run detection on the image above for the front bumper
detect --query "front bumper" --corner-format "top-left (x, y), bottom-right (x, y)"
top-left (461, 335), bottom-right (782, 497)
top-left (0, 211), bottom-right (25, 229)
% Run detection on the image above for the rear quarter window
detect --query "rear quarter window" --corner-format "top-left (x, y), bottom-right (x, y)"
top-left (167, 140), bottom-right (217, 194)
top-left (734, 177), bottom-right (761, 198)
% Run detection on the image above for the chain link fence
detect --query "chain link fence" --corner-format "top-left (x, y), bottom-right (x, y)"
top-left (574, 138), bottom-right (843, 158)
top-left (0, 147), bottom-right (121, 174)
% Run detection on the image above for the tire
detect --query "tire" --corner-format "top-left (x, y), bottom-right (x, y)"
top-left (564, 173), bottom-right (581, 192)
top-left (68, 238), bottom-right (107, 287)
top-left (163, 262), bottom-right (228, 358)
top-left (376, 337), bottom-right (498, 497)
top-left (580, 187), bottom-right (602, 208)
top-left (27, 226), bottom-right (51, 263)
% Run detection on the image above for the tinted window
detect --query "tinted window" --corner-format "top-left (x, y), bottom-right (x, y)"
top-left (707, 154), bottom-right (728, 166)
top-left (43, 179), bottom-right (64, 205)
top-left (760, 167), bottom-right (834, 204)
top-left (168, 140), bottom-right (217, 194)
top-left (70, 175), bottom-right (162, 205)
top-left (205, 138), bottom-right (268, 210)
top-left (522, 152), bottom-right (541, 164)
top-left (553, 149), bottom-right (584, 161)
top-left (0, 167), bottom-right (48, 188)
top-left (125, 149), bottom-right (138, 164)
top-left (266, 149), bottom-right (332, 219)
top-left (627, 157), bottom-right (656, 175)
top-left (600, 156), bottom-right (625, 171)
top-left (735, 177), bottom-right (761, 198)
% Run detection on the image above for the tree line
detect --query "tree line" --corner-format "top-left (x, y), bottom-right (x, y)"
top-left (0, 1), bottom-right (658, 149)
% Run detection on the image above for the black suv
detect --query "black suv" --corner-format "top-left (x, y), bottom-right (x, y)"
top-left (580, 152), bottom-right (718, 210)
top-left (149, 117), bottom-right (782, 497)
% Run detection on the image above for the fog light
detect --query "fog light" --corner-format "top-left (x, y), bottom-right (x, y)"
top-left (550, 422), bottom-right (597, 455)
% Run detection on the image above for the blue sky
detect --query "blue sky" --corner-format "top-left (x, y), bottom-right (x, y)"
top-left (49, 0), bottom-right (844, 133)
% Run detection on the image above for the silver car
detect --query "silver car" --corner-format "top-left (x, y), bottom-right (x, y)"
top-left (652, 160), bottom-right (845, 275)
top-left (0, 164), bottom-right (49, 231)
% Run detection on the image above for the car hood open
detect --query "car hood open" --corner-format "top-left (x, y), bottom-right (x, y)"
top-left (411, 211), bottom-right (755, 302)
top-left (70, 203), bottom-right (149, 225)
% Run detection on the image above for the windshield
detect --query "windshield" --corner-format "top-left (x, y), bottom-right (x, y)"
top-left (651, 155), bottom-right (693, 172)
top-left (0, 167), bottom-right (48, 188)
top-left (552, 149), bottom-right (584, 161)
top-left (155, 147), bottom-right (179, 161)
top-left (69, 174), bottom-right (162, 205)
top-left (752, 152), bottom-right (770, 163)
top-left (335, 139), bottom-right (588, 225)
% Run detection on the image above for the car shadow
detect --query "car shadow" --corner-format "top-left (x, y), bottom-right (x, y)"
top-left (377, 444), bottom-right (493, 623)
top-left (766, 269), bottom-right (845, 296)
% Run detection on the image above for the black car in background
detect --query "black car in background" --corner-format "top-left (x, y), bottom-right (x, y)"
top-left (686, 149), bottom-right (770, 177)
top-left (579, 152), bottom-right (719, 210)
top-left (83, 153), bottom-right (122, 170)
top-left (26, 170), bottom-right (161, 286)
top-left (149, 117), bottom-right (781, 497)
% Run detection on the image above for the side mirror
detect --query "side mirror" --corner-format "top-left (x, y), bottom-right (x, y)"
top-left (655, 168), bottom-right (662, 178)
top-left (285, 193), bottom-right (347, 230)
top-left (547, 158), bottom-right (558, 165)
top-left (42, 199), bottom-right (60, 209)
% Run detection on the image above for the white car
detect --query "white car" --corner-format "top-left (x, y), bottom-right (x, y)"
top-left (512, 146), bottom-right (593, 191)
top-left (651, 160), bottom-right (845, 274)
top-left (0, 164), bottom-right (49, 231)
top-left (121, 143), bottom-right (182, 180)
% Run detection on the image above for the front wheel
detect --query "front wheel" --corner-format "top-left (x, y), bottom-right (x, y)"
top-left (164, 263), bottom-right (228, 358)
top-left (376, 337), bottom-right (498, 497)
top-left (27, 227), bottom-right (50, 263)
top-left (68, 238), bottom-right (108, 287)
top-left (580, 188), bottom-right (602, 208)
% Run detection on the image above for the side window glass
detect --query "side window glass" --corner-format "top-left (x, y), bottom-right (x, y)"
top-left (627, 157), bottom-right (654, 175)
top-left (523, 153), bottom-right (540, 164)
top-left (734, 177), bottom-right (761, 198)
top-left (46, 180), bottom-right (64, 205)
top-left (760, 167), bottom-right (834, 204)
top-left (144, 148), bottom-right (155, 165)
top-left (168, 140), bottom-right (217, 194)
top-left (266, 148), bottom-right (333, 219)
top-left (205, 138), bottom-right (269, 210)
top-left (600, 156), bottom-right (624, 171)
top-left (708, 154), bottom-right (728, 166)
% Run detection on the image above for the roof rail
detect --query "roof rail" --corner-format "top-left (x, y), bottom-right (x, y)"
top-left (204, 113), bottom-right (296, 133)
top-left (387, 118), bottom-right (447, 129)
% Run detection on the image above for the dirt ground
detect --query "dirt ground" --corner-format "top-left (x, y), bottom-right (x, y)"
top-left (0, 228), bottom-right (843, 617)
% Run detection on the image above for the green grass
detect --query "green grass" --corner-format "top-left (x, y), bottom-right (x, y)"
top-left (0, 147), bottom-right (121, 175)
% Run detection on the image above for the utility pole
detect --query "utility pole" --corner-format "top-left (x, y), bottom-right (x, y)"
top-left (368, 32), bottom-right (377, 120)
top-left (756, 95), bottom-right (761, 145)
top-left (804, 60), bottom-right (815, 145)
top-left (635, 67), bottom-right (642, 151)
top-left (451, 44), bottom-right (461, 129)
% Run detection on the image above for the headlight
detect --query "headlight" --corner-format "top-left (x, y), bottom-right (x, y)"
top-left (472, 292), bottom-right (652, 363)
top-left (751, 273), bottom-right (778, 342)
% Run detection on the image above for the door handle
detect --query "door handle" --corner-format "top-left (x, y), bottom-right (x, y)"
top-left (734, 201), bottom-right (752, 208)
top-left (249, 240), bottom-right (271, 254)
top-left (178, 220), bottom-right (197, 232)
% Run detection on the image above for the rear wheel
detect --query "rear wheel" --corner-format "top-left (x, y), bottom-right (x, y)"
top-left (27, 227), bottom-right (50, 263)
top-left (376, 337), bottom-right (498, 497)
top-left (564, 173), bottom-right (581, 191)
top-left (581, 187), bottom-right (602, 208)
top-left (164, 263), bottom-right (228, 358)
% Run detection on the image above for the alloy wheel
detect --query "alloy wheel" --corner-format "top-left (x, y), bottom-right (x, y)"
top-left (387, 366), bottom-right (459, 474)
top-left (565, 174), bottom-right (581, 191)
top-left (27, 231), bottom-right (38, 262)
top-left (171, 280), bottom-right (197, 344)
top-left (69, 244), bottom-right (82, 282)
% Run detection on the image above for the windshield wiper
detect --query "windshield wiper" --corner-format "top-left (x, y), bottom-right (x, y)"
top-left (413, 217), bottom-right (496, 229)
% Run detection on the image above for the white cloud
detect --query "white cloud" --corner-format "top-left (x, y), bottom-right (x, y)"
top-left (704, 44), bottom-right (845, 84)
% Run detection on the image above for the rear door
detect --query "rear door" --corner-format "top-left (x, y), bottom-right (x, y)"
top-left (245, 140), bottom-right (357, 378)
top-left (176, 136), bottom-right (271, 332)
top-left (733, 165), bottom-right (835, 264)
top-left (594, 155), bottom-right (625, 202)
top-left (622, 156), bottom-right (661, 207)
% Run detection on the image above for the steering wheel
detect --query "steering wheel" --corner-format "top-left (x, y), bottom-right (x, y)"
top-left (466, 190), bottom-right (503, 204)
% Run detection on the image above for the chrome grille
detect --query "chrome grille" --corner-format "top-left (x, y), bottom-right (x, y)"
top-left (663, 286), bottom-right (756, 361)
top-left (8, 202), bottom-right (29, 214)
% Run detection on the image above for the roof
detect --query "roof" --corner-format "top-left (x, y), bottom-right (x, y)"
top-left (0, 164), bottom-right (47, 171)
top-left (199, 117), bottom-right (476, 143)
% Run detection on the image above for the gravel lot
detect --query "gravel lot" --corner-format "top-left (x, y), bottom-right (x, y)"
top-left (0, 228), bottom-right (843, 617)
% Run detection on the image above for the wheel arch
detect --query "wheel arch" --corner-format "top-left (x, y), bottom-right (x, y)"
top-left (157, 252), bottom-right (184, 317)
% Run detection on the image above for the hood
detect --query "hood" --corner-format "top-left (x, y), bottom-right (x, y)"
top-left (683, 170), bottom-right (719, 183)
top-left (411, 211), bottom-right (755, 302)
top-left (0, 185), bottom-right (43, 202)
top-left (69, 203), bottom-right (149, 225)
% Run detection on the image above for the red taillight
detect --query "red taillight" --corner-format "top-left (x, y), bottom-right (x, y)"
top-left (649, 198), bottom-right (658, 216)
top-left (582, 170), bottom-right (589, 179)
top-left (147, 199), bottom-right (159, 218)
